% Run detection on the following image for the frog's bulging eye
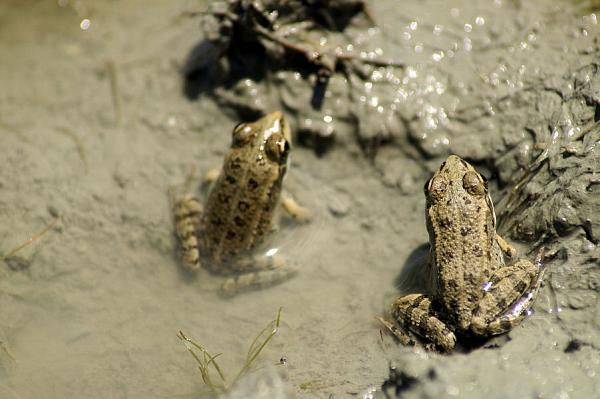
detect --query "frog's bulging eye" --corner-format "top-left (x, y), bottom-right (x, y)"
top-left (427, 177), bottom-right (447, 203)
top-left (265, 133), bottom-right (289, 163)
top-left (232, 123), bottom-right (253, 146)
top-left (463, 171), bottom-right (486, 196)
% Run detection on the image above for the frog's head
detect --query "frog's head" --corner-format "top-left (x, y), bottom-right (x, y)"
top-left (425, 155), bottom-right (495, 226)
top-left (232, 111), bottom-right (292, 170)
top-left (425, 155), bottom-right (489, 200)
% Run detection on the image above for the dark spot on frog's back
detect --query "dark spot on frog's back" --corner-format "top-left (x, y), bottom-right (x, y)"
top-left (440, 217), bottom-right (453, 228)
top-left (234, 216), bottom-right (245, 227)
top-left (218, 192), bottom-right (231, 204)
top-left (226, 230), bottom-right (236, 240)
top-left (238, 201), bottom-right (249, 211)
top-left (464, 197), bottom-right (471, 205)
top-left (248, 178), bottom-right (258, 190)
top-left (460, 226), bottom-right (470, 236)
top-left (226, 175), bottom-right (237, 184)
top-left (230, 158), bottom-right (242, 169)
top-left (472, 244), bottom-right (483, 257)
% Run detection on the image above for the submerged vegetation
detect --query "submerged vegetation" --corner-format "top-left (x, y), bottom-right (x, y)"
top-left (177, 307), bottom-right (283, 396)
top-left (1, 217), bottom-right (58, 270)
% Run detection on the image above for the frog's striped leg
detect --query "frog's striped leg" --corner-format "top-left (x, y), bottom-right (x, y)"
top-left (221, 253), bottom-right (299, 296)
top-left (377, 317), bottom-right (417, 347)
top-left (172, 194), bottom-right (203, 271)
top-left (391, 294), bottom-right (457, 352)
top-left (471, 251), bottom-right (545, 336)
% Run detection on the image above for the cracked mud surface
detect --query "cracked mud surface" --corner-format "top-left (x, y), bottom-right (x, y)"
top-left (0, 1), bottom-right (599, 398)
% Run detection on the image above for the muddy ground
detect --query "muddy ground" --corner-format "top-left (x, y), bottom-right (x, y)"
top-left (0, 1), bottom-right (599, 398)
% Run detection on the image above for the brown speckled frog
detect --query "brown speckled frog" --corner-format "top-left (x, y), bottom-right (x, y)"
top-left (172, 111), bottom-right (310, 296)
top-left (381, 155), bottom-right (545, 351)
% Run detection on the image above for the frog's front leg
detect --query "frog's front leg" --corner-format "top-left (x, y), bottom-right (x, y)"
top-left (390, 294), bottom-right (457, 352)
top-left (221, 253), bottom-right (299, 296)
top-left (172, 194), bottom-right (204, 271)
top-left (281, 192), bottom-right (312, 223)
top-left (471, 252), bottom-right (545, 336)
top-left (202, 167), bottom-right (221, 186)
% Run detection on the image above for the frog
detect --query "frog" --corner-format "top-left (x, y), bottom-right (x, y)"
top-left (171, 111), bottom-right (310, 296)
top-left (381, 155), bottom-right (545, 351)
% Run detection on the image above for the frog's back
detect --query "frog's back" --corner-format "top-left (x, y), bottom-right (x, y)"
top-left (425, 155), bottom-right (501, 331)
top-left (202, 151), bottom-right (282, 264)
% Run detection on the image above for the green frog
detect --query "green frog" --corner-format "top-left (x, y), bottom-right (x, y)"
top-left (172, 111), bottom-right (310, 296)
top-left (382, 155), bottom-right (545, 351)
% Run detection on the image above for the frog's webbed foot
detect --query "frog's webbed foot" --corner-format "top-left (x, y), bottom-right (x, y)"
top-left (389, 294), bottom-right (457, 352)
top-left (471, 250), bottom-right (545, 336)
top-left (281, 193), bottom-right (312, 223)
top-left (495, 234), bottom-right (517, 259)
top-left (220, 253), bottom-right (299, 296)
top-left (172, 194), bottom-right (203, 271)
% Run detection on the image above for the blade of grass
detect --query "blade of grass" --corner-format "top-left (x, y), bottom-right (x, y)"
top-left (234, 307), bottom-right (282, 383)
top-left (1, 218), bottom-right (58, 261)
top-left (178, 331), bottom-right (225, 394)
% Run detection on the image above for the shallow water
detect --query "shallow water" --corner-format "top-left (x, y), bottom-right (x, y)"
top-left (1, 1), bottom-right (599, 398)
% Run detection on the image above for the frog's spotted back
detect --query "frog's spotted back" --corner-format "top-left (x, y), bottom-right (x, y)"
top-left (202, 112), bottom-right (292, 265)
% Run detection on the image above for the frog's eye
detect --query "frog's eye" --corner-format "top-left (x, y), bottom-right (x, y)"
top-left (427, 177), bottom-right (447, 202)
top-left (232, 123), bottom-right (254, 146)
top-left (265, 133), bottom-right (290, 163)
top-left (463, 171), bottom-right (486, 196)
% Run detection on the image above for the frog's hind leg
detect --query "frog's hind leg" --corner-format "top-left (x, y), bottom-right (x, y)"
top-left (471, 251), bottom-right (545, 336)
top-left (221, 253), bottom-right (299, 296)
top-left (390, 294), bottom-right (457, 352)
top-left (172, 194), bottom-right (203, 271)
top-left (377, 317), bottom-right (418, 348)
